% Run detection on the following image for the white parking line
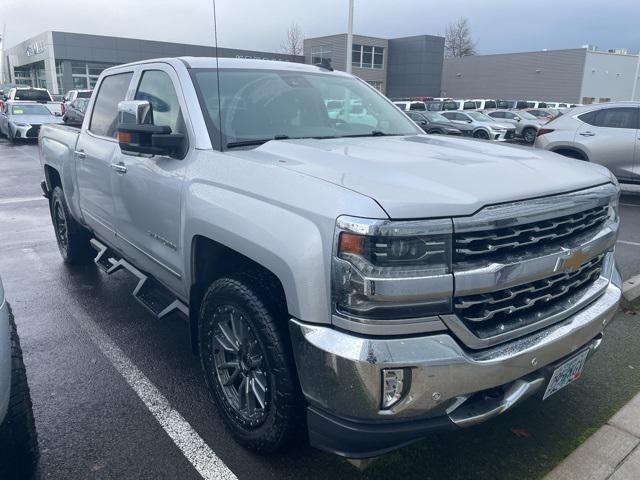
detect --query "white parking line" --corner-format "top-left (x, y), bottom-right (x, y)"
top-left (0, 196), bottom-right (45, 205)
top-left (617, 240), bottom-right (640, 247)
top-left (67, 302), bottom-right (237, 480)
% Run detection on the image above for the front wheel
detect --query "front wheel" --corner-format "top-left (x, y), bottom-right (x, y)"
top-left (522, 127), bottom-right (537, 144)
top-left (473, 129), bottom-right (490, 140)
top-left (199, 276), bottom-right (303, 452)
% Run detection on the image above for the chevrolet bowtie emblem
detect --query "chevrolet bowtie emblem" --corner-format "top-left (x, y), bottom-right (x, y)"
top-left (556, 249), bottom-right (590, 273)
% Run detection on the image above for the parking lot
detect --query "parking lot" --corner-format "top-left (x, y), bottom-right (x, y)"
top-left (1, 138), bottom-right (640, 480)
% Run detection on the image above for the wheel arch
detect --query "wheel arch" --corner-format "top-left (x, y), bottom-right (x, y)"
top-left (550, 146), bottom-right (589, 161)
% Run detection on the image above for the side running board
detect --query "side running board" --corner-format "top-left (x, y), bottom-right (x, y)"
top-left (90, 238), bottom-right (189, 320)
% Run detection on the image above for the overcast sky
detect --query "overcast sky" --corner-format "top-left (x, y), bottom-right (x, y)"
top-left (1, 0), bottom-right (639, 55)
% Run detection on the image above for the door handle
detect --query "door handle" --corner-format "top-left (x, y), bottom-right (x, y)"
top-left (74, 150), bottom-right (86, 158)
top-left (110, 162), bottom-right (127, 173)
top-left (579, 132), bottom-right (596, 137)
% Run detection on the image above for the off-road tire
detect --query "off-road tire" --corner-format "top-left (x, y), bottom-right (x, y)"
top-left (50, 187), bottom-right (94, 264)
top-left (199, 274), bottom-right (303, 452)
top-left (0, 306), bottom-right (39, 479)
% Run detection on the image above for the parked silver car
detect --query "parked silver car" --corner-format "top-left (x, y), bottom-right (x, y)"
top-left (486, 109), bottom-right (543, 143)
top-left (0, 275), bottom-right (38, 478)
top-left (0, 102), bottom-right (63, 143)
top-left (535, 102), bottom-right (639, 183)
top-left (441, 110), bottom-right (516, 140)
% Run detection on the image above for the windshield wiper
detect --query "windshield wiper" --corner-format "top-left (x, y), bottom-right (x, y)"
top-left (226, 134), bottom-right (291, 149)
top-left (340, 130), bottom-right (406, 138)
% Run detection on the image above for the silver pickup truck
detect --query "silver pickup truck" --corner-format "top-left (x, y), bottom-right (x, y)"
top-left (39, 57), bottom-right (622, 459)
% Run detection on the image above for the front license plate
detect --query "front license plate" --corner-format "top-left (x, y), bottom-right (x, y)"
top-left (543, 349), bottom-right (590, 400)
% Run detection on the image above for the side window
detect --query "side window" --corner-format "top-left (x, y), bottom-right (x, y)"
top-left (441, 112), bottom-right (455, 120)
top-left (89, 72), bottom-right (133, 138)
top-left (490, 112), bottom-right (505, 119)
top-left (582, 108), bottom-right (637, 129)
top-left (456, 113), bottom-right (469, 121)
top-left (463, 101), bottom-right (475, 110)
top-left (504, 112), bottom-right (517, 119)
top-left (135, 70), bottom-right (185, 134)
top-left (485, 101), bottom-right (497, 109)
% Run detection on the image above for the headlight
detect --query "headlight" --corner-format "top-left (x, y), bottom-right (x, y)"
top-left (332, 216), bottom-right (453, 321)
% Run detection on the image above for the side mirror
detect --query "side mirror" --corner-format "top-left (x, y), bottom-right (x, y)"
top-left (467, 119), bottom-right (473, 124)
top-left (117, 100), bottom-right (185, 158)
top-left (420, 120), bottom-right (427, 125)
top-left (514, 116), bottom-right (521, 122)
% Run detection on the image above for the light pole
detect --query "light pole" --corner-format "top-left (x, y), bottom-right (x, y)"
top-left (0, 24), bottom-right (6, 85)
top-left (346, 0), bottom-right (354, 73)
top-left (632, 49), bottom-right (640, 101)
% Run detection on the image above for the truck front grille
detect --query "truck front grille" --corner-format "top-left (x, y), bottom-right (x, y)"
top-left (453, 204), bottom-right (608, 262)
top-left (454, 254), bottom-right (605, 339)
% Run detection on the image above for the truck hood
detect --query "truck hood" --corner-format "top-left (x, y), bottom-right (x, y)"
top-left (239, 135), bottom-right (612, 219)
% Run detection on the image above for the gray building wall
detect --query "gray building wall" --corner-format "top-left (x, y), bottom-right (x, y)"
top-left (303, 34), bottom-right (388, 92)
top-left (386, 35), bottom-right (444, 98)
top-left (442, 49), bottom-right (588, 103)
top-left (580, 51), bottom-right (640, 103)
top-left (6, 31), bottom-right (303, 93)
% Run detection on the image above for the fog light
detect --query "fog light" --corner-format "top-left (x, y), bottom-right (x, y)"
top-left (382, 368), bottom-right (408, 409)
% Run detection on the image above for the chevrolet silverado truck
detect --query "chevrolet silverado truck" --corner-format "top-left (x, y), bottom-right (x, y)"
top-left (38, 57), bottom-right (622, 459)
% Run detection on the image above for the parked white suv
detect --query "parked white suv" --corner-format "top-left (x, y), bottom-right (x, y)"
top-left (535, 102), bottom-right (640, 183)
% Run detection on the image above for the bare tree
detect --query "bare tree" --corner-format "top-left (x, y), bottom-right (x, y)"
top-left (281, 23), bottom-right (304, 56)
top-left (444, 18), bottom-right (477, 58)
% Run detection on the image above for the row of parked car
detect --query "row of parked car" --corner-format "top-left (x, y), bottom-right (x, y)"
top-left (0, 87), bottom-right (91, 143)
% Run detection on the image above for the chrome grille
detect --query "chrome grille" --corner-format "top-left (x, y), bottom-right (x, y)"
top-left (453, 254), bottom-right (605, 339)
top-left (454, 205), bottom-right (609, 261)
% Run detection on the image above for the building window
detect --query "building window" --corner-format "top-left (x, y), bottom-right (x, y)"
top-left (352, 44), bottom-right (384, 69)
top-left (311, 46), bottom-right (331, 65)
top-left (56, 60), bottom-right (64, 93)
top-left (71, 62), bottom-right (115, 90)
top-left (367, 81), bottom-right (383, 92)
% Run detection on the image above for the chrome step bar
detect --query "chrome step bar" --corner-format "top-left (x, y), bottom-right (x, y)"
top-left (89, 238), bottom-right (189, 320)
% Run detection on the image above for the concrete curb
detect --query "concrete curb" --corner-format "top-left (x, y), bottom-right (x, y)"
top-left (621, 273), bottom-right (640, 310)
top-left (544, 393), bottom-right (640, 480)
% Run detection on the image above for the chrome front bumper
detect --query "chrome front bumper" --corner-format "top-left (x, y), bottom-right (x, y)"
top-left (290, 267), bottom-right (621, 456)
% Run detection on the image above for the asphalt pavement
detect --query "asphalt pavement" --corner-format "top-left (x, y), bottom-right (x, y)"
top-left (1, 138), bottom-right (640, 480)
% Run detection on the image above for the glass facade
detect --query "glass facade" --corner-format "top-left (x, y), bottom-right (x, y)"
top-left (71, 62), bottom-right (115, 89)
top-left (367, 80), bottom-right (384, 92)
top-left (12, 61), bottom-right (48, 88)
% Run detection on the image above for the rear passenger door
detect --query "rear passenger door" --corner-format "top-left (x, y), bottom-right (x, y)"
top-left (576, 107), bottom-right (638, 181)
top-left (76, 70), bottom-right (134, 241)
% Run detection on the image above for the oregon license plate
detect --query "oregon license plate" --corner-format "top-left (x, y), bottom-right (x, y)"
top-left (543, 349), bottom-right (590, 400)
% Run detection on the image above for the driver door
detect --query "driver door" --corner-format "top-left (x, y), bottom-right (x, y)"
top-left (111, 65), bottom-right (189, 294)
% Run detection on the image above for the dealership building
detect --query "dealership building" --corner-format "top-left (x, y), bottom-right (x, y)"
top-left (442, 47), bottom-right (640, 104)
top-left (3, 30), bottom-right (446, 99)
top-left (303, 33), bottom-right (445, 97)
top-left (2, 31), bottom-right (303, 94)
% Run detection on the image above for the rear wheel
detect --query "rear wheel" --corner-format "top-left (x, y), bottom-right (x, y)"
top-left (50, 187), bottom-right (94, 264)
top-left (428, 129), bottom-right (444, 135)
top-left (474, 129), bottom-right (490, 140)
top-left (199, 275), bottom-right (303, 452)
top-left (0, 308), bottom-right (39, 480)
top-left (522, 127), bottom-right (537, 144)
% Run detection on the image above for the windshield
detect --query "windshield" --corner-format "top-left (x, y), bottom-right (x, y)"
top-left (517, 111), bottom-right (537, 120)
top-left (11, 104), bottom-right (51, 115)
top-left (423, 111), bottom-right (449, 122)
top-left (13, 89), bottom-right (51, 102)
top-left (467, 111), bottom-right (494, 122)
top-left (192, 69), bottom-right (421, 148)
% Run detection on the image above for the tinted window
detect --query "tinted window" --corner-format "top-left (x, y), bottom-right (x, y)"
top-left (135, 70), bottom-right (185, 134)
top-left (516, 101), bottom-right (528, 109)
top-left (580, 107), bottom-right (637, 129)
top-left (409, 102), bottom-right (426, 111)
top-left (485, 100), bottom-right (497, 109)
top-left (89, 72), bottom-right (133, 138)
top-left (490, 111), bottom-right (505, 118)
top-left (455, 113), bottom-right (470, 121)
top-left (441, 112), bottom-right (456, 120)
top-left (538, 102), bottom-right (547, 108)
top-left (77, 91), bottom-right (92, 99)
top-left (13, 89), bottom-right (50, 102)
top-left (463, 101), bottom-right (476, 110)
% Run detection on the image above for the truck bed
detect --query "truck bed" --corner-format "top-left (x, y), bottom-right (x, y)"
top-left (39, 123), bottom-right (81, 173)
